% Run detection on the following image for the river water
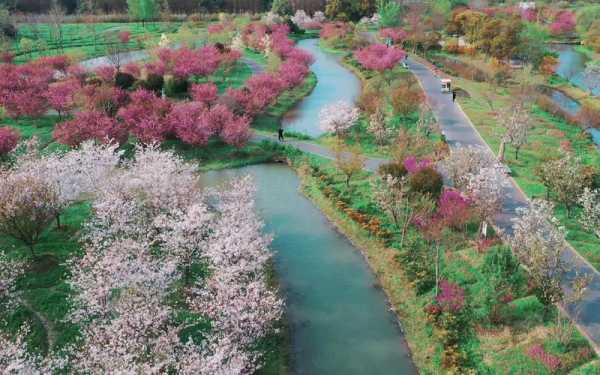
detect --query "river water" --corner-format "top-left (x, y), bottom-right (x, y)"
top-left (282, 38), bottom-right (361, 137)
top-left (554, 44), bottom-right (600, 96)
top-left (201, 165), bottom-right (417, 375)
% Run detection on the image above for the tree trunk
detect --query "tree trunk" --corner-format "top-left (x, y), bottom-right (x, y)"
top-left (28, 243), bottom-right (36, 259)
top-left (515, 147), bottom-right (520, 160)
top-left (435, 244), bottom-right (440, 296)
top-left (498, 140), bottom-right (506, 162)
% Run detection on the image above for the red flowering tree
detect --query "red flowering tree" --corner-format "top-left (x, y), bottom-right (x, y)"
top-left (379, 28), bottom-right (408, 44)
top-left (0, 127), bottom-right (20, 156)
top-left (278, 60), bottom-right (309, 89)
top-left (168, 101), bottom-right (213, 146)
top-left (0, 63), bottom-right (53, 118)
top-left (32, 55), bottom-right (71, 73)
top-left (45, 79), bottom-right (81, 118)
top-left (549, 11), bottom-right (575, 35)
top-left (157, 46), bottom-right (222, 80)
top-left (117, 89), bottom-right (172, 143)
top-left (94, 65), bottom-right (116, 82)
top-left (81, 84), bottom-right (128, 116)
top-left (436, 189), bottom-right (472, 230)
top-left (53, 110), bottom-right (128, 147)
top-left (190, 83), bottom-right (218, 105)
top-left (221, 114), bottom-right (251, 147)
top-left (354, 44), bottom-right (406, 73)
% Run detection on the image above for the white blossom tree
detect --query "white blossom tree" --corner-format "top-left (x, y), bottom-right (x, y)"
top-left (467, 166), bottom-right (507, 237)
top-left (579, 188), bottom-right (600, 239)
top-left (511, 200), bottom-right (567, 310)
top-left (319, 101), bottom-right (360, 136)
top-left (440, 146), bottom-right (499, 190)
top-left (496, 102), bottom-right (532, 161)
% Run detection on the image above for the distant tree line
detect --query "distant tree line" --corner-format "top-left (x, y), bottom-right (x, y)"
top-left (0, 0), bottom-right (328, 14)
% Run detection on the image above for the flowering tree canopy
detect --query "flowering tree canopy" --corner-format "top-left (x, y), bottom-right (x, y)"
top-left (579, 188), bottom-right (600, 239)
top-left (54, 110), bottom-right (128, 147)
top-left (354, 44), bottom-right (406, 72)
top-left (319, 101), bottom-right (360, 135)
top-left (0, 62), bottom-right (53, 118)
top-left (0, 127), bottom-right (20, 156)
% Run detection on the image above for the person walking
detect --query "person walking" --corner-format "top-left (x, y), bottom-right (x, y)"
top-left (278, 127), bottom-right (285, 142)
top-left (452, 89), bottom-right (457, 102)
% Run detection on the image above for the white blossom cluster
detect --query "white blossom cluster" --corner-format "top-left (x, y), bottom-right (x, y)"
top-left (319, 101), bottom-right (361, 135)
top-left (290, 10), bottom-right (325, 29)
top-left (66, 145), bottom-right (281, 373)
top-left (0, 143), bottom-right (281, 373)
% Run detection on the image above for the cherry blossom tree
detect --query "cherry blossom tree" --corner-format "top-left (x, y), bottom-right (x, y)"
top-left (379, 28), bottom-right (408, 44)
top-left (549, 11), bottom-right (575, 36)
top-left (0, 127), bottom-right (20, 157)
top-left (0, 250), bottom-right (23, 306)
top-left (0, 170), bottom-right (60, 258)
top-left (190, 82), bottom-right (218, 105)
top-left (511, 200), bottom-right (568, 312)
top-left (221, 115), bottom-right (252, 148)
top-left (0, 326), bottom-right (49, 373)
top-left (15, 141), bottom-right (122, 228)
top-left (118, 88), bottom-right (172, 143)
top-left (467, 166), bottom-right (507, 237)
top-left (63, 146), bottom-right (281, 372)
top-left (354, 44), bottom-right (406, 73)
top-left (319, 101), bottom-right (360, 135)
top-left (579, 188), bottom-right (600, 239)
top-left (496, 102), bottom-right (532, 161)
top-left (538, 152), bottom-right (591, 217)
top-left (53, 110), bottom-right (128, 147)
top-left (169, 101), bottom-right (213, 146)
top-left (0, 63), bottom-right (53, 118)
top-left (440, 146), bottom-right (497, 190)
top-left (368, 109), bottom-right (392, 145)
top-left (45, 79), bottom-right (81, 118)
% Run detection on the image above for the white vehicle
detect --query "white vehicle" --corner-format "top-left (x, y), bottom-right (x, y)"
top-left (441, 78), bottom-right (452, 93)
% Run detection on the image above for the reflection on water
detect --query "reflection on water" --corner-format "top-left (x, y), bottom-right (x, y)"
top-left (282, 39), bottom-right (361, 137)
top-left (201, 164), bottom-right (417, 375)
top-left (554, 44), bottom-right (600, 96)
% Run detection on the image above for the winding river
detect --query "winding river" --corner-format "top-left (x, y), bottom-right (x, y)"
top-left (282, 38), bottom-right (361, 137)
top-left (204, 40), bottom-right (416, 374)
top-left (201, 165), bottom-right (416, 375)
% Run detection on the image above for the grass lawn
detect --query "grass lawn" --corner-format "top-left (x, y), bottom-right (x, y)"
top-left (11, 22), bottom-right (181, 63)
top-left (1, 202), bottom-right (90, 355)
top-left (452, 75), bottom-right (600, 269)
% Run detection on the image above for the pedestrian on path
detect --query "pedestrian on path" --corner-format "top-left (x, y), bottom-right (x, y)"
top-left (452, 89), bottom-right (456, 102)
top-left (278, 127), bottom-right (285, 142)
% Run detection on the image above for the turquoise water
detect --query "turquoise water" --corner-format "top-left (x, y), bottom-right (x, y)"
top-left (282, 39), bottom-right (361, 137)
top-left (554, 45), bottom-right (600, 97)
top-left (201, 164), bottom-right (417, 375)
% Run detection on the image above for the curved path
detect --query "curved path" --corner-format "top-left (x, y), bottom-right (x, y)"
top-left (405, 57), bottom-right (600, 353)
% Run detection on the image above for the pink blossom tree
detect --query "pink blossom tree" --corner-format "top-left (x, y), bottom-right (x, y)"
top-left (190, 82), bottom-right (219, 105)
top-left (0, 127), bottom-right (20, 157)
top-left (379, 28), bottom-right (408, 44)
top-left (53, 110), bottom-right (128, 147)
top-left (221, 114), bottom-right (252, 147)
top-left (45, 79), bottom-right (81, 118)
top-left (117, 88), bottom-right (172, 143)
top-left (354, 44), bottom-right (406, 73)
top-left (319, 101), bottom-right (360, 135)
top-left (549, 11), bottom-right (576, 35)
top-left (169, 101), bottom-right (213, 146)
top-left (0, 63), bottom-right (53, 118)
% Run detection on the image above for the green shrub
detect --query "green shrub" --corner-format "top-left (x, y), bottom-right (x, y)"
top-left (115, 72), bottom-right (136, 90)
top-left (164, 77), bottom-right (189, 97)
top-left (409, 167), bottom-right (443, 199)
top-left (138, 73), bottom-right (164, 95)
top-left (378, 161), bottom-right (408, 179)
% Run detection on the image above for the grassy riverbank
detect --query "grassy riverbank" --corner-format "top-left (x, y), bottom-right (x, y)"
top-left (274, 141), bottom-right (598, 374)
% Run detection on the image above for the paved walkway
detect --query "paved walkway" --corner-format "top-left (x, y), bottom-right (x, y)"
top-left (406, 57), bottom-right (600, 353)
